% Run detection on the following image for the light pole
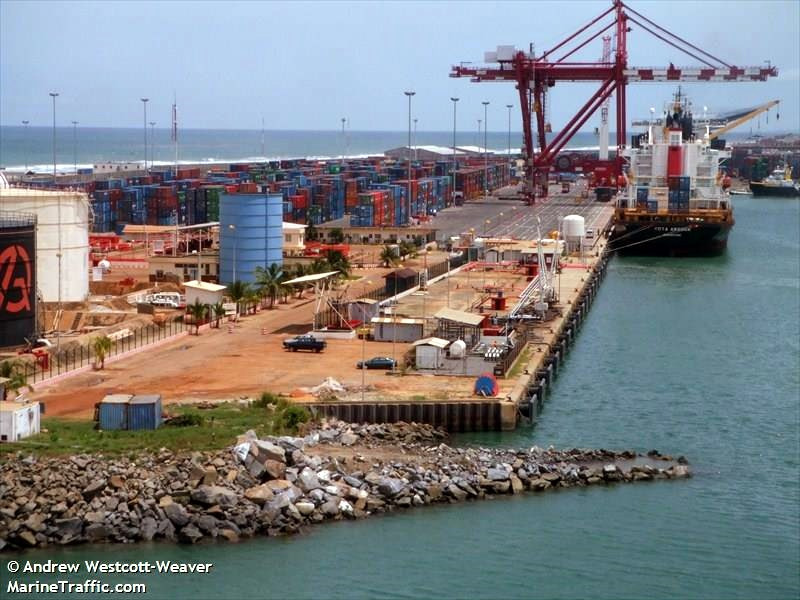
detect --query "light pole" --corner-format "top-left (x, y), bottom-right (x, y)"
top-left (71, 120), bottom-right (78, 177)
top-left (341, 117), bottom-right (346, 165)
top-left (391, 264), bottom-right (402, 374)
top-left (228, 224), bottom-right (237, 283)
top-left (404, 91), bottom-right (415, 218)
top-left (50, 92), bottom-right (62, 348)
top-left (506, 104), bottom-right (513, 161)
top-left (140, 98), bottom-right (149, 171)
top-left (477, 119), bottom-right (481, 148)
top-left (361, 280), bottom-right (370, 401)
top-left (413, 118), bottom-right (418, 161)
top-left (192, 249), bottom-right (202, 281)
top-left (150, 121), bottom-right (156, 169)
top-left (49, 92), bottom-right (59, 185)
top-left (451, 97), bottom-right (459, 205)
top-left (482, 101), bottom-right (490, 199)
top-left (22, 120), bottom-right (30, 172)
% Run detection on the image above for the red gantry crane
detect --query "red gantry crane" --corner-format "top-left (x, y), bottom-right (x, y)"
top-left (450, 0), bottom-right (778, 204)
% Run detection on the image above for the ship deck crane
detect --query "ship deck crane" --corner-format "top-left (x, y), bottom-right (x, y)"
top-left (450, 0), bottom-right (778, 204)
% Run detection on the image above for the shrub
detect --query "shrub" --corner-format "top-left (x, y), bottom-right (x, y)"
top-left (166, 414), bottom-right (205, 427)
top-left (279, 405), bottom-right (310, 430)
top-left (254, 392), bottom-right (282, 408)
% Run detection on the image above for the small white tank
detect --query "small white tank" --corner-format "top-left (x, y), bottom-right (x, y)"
top-left (562, 214), bottom-right (585, 240)
top-left (449, 339), bottom-right (467, 358)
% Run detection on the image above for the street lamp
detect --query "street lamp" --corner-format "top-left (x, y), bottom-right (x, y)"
top-left (451, 97), bottom-right (459, 205)
top-left (360, 280), bottom-right (371, 401)
top-left (482, 101), bottom-right (490, 199)
top-left (477, 119), bottom-right (481, 149)
top-left (140, 98), bottom-right (149, 171)
top-left (404, 91), bottom-right (415, 218)
top-left (506, 104), bottom-right (513, 161)
top-left (22, 120), bottom-right (30, 172)
top-left (228, 224), bottom-right (237, 283)
top-left (192, 249), bottom-right (202, 282)
top-left (413, 118), bottom-right (418, 162)
top-left (150, 121), bottom-right (156, 168)
top-left (71, 121), bottom-right (78, 177)
top-left (341, 117), bottom-right (346, 164)
top-left (49, 92), bottom-right (59, 185)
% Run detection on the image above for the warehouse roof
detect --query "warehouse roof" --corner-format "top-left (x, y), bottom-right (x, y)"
top-left (434, 307), bottom-right (485, 326)
top-left (370, 317), bottom-right (424, 325)
top-left (411, 337), bottom-right (450, 349)
top-left (184, 280), bottom-right (227, 292)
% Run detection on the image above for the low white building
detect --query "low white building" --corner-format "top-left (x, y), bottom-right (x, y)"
top-left (0, 401), bottom-right (41, 443)
top-left (412, 337), bottom-right (450, 370)
top-left (370, 316), bottom-right (425, 343)
top-left (282, 222), bottom-right (306, 256)
top-left (184, 280), bottom-right (227, 307)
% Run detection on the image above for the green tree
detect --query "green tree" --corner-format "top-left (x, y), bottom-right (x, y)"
top-left (211, 302), bottom-right (226, 328)
top-left (380, 245), bottom-right (400, 268)
top-left (226, 280), bottom-right (251, 316)
top-left (329, 227), bottom-right (345, 244)
top-left (325, 249), bottom-right (351, 279)
top-left (255, 263), bottom-right (285, 309)
top-left (306, 222), bottom-right (319, 242)
top-left (91, 335), bottom-right (113, 370)
top-left (186, 299), bottom-right (209, 334)
top-left (0, 359), bottom-right (33, 401)
top-left (290, 263), bottom-right (309, 298)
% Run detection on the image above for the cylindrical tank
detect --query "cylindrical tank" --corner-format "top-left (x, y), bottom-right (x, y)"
top-left (562, 214), bottom-right (585, 240)
top-left (219, 193), bottom-right (283, 284)
top-left (0, 189), bottom-right (89, 302)
top-left (0, 212), bottom-right (37, 347)
top-left (449, 339), bottom-right (467, 358)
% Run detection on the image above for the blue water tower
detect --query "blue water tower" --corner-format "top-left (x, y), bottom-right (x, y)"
top-left (219, 193), bottom-right (283, 283)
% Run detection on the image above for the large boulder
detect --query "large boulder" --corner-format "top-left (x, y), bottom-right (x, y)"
top-left (297, 468), bottom-right (321, 493)
top-left (377, 478), bottom-right (406, 498)
top-left (191, 486), bottom-right (238, 508)
top-left (163, 503), bottom-right (190, 527)
top-left (244, 484), bottom-right (275, 505)
top-left (251, 441), bottom-right (286, 464)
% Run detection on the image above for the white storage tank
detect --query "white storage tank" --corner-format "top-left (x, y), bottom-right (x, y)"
top-left (0, 189), bottom-right (90, 302)
top-left (449, 339), bottom-right (467, 358)
top-left (562, 215), bottom-right (585, 240)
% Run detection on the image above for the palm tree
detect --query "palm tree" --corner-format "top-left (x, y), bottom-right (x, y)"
top-left (211, 302), bottom-right (226, 328)
top-left (226, 280), bottom-right (251, 316)
top-left (92, 335), bottom-right (112, 370)
top-left (186, 299), bottom-right (208, 334)
top-left (0, 359), bottom-right (33, 401)
top-left (325, 249), bottom-right (351, 279)
top-left (255, 263), bottom-right (285, 309)
top-left (380, 245), bottom-right (400, 268)
top-left (290, 263), bottom-right (309, 298)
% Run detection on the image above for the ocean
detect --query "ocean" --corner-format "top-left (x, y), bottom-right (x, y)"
top-left (3, 193), bottom-right (798, 599)
top-left (0, 126), bottom-right (757, 175)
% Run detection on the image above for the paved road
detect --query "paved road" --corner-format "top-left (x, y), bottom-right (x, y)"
top-left (430, 183), bottom-right (614, 241)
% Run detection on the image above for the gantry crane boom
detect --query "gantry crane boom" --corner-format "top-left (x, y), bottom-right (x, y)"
top-left (450, 0), bottom-right (778, 204)
top-left (707, 100), bottom-right (780, 141)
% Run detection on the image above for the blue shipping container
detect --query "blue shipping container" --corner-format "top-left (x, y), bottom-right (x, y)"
top-left (128, 395), bottom-right (162, 430)
top-left (98, 395), bottom-right (132, 430)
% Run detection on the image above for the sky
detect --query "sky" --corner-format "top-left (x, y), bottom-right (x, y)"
top-left (2, 0), bottom-right (799, 133)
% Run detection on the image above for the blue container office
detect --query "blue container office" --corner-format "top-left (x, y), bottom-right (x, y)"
top-left (219, 192), bottom-right (283, 284)
top-left (97, 394), bottom-right (133, 430)
top-left (128, 395), bottom-right (162, 430)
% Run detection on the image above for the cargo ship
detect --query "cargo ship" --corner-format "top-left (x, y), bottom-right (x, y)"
top-left (611, 92), bottom-right (734, 256)
top-left (749, 166), bottom-right (800, 197)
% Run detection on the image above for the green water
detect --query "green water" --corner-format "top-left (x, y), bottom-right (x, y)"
top-left (2, 196), bottom-right (798, 600)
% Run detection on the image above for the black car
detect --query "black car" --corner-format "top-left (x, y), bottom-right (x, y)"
top-left (356, 357), bottom-right (397, 370)
top-left (283, 335), bottom-right (327, 352)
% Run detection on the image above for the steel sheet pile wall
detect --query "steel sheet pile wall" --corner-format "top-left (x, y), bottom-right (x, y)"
top-left (219, 192), bottom-right (283, 284)
top-left (0, 213), bottom-right (37, 348)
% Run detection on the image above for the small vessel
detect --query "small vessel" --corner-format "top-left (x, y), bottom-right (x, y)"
top-left (749, 166), bottom-right (800, 197)
top-left (611, 91), bottom-right (734, 256)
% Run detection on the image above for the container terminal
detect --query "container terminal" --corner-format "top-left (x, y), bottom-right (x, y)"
top-left (0, 0), bottom-right (785, 439)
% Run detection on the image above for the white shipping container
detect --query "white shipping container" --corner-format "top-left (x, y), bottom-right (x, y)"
top-left (0, 402), bottom-right (41, 443)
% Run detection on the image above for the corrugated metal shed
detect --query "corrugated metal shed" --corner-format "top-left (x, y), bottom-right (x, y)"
top-left (128, 395), bottom-right (162, 430)
top-left (434, 307), bottom-right (485, 326)
top-left (98, 394), bottom-right (132, 430)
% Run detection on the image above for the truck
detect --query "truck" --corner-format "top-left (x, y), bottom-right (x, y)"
top-left (282, 335), bottom-right (326, 353)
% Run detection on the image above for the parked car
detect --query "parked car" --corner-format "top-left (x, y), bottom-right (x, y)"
top-left (357, 357), bottom-right (397, 370)
top-left (283, 335), bottom-right (326, 353)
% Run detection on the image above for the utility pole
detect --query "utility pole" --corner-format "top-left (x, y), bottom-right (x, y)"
top-left (140, 98), bottom-right (149, 171)
top-left (451, 97), bottom-right (459, 205)
top-left (482, 101), bottom-right (490, 199)
top-left (404, 91), bottom-right (415, 219)
top-left (71, 120), bottom-right (78, 177)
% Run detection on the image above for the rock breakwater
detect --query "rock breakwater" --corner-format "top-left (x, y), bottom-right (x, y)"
top-left (0, 420), bottom-right (690, 551)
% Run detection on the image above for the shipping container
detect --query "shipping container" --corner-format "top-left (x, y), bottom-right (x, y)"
top-left (97, 394), bottom-right (132, 430)
top-left (128, 395), bottom-right (162, 430)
